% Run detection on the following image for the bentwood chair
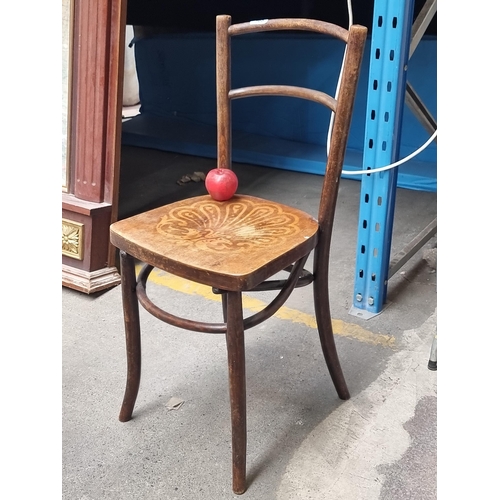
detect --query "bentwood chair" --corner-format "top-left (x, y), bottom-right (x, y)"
top-left (110, 15), bottom-right (367, 494)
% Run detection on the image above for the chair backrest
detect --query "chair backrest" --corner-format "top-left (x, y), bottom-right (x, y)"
top-left (216, 15), bottom-right (367, 239)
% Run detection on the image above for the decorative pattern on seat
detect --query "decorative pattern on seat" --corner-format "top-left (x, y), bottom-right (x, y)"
top-left (156, 197), bottom-right (303, 253)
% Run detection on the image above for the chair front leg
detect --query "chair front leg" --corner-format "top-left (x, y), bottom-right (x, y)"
top-left (118, 251), bottom-right (142, 422)
top-left (225, 291), bottom-right (247, 494)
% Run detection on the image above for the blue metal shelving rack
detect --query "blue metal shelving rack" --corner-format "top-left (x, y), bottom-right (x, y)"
top-left (350, 0), bottom-right (437, 319)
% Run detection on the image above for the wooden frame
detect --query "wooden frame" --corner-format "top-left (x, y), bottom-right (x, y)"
top-left (62, 0), bottom-right (127, 293)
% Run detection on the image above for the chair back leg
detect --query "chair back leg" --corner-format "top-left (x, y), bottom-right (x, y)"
top-left (221, 291), bottom-right (228, 323)
top-left (313, 268), bottom-right (350, 400)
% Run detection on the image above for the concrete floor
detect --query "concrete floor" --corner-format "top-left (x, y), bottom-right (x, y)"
top-left (62, 145), bottom-right (437, 499)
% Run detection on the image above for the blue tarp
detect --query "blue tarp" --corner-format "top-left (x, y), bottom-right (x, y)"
top-left (122, 32), bottom-right (437, 192)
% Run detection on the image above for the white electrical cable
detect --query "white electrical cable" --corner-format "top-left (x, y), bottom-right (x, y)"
top-left (346, 0), bottom-right (354, 27)
top-left (341, 129), bottom-right (437, 175)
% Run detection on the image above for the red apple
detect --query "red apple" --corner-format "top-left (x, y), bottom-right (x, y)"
top-left (205, 168), bottom-right (239, 201)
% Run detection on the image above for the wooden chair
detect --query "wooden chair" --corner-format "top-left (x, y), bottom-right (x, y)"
top-left (110, 15), bottom-right (367, 495)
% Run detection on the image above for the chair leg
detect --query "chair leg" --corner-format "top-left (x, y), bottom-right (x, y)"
top-left (118, 251), bottom-right (142, 422)
top-left (225, 291), bottom-right (247, 494)
top-left (221, 291), bottom-right (228, 322)
top-left (313, 272), bottom-right (350, 400)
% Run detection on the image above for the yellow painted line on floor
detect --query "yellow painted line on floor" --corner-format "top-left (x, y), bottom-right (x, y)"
top-left (140, 265), bottom-right (395, 348)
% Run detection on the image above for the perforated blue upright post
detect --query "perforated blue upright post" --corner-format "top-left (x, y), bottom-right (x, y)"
top-left (350, 0), bottom-right (416, 319)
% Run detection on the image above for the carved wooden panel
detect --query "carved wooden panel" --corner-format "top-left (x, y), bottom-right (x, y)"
top-left (62, 0), bottom-right (126, 293)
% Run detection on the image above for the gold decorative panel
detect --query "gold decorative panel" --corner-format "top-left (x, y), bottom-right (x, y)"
top-left (62, 219), bottom-right (84, 260)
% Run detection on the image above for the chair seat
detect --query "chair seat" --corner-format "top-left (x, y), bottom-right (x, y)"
top-left (110, 194), bottom-right (319, 291)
